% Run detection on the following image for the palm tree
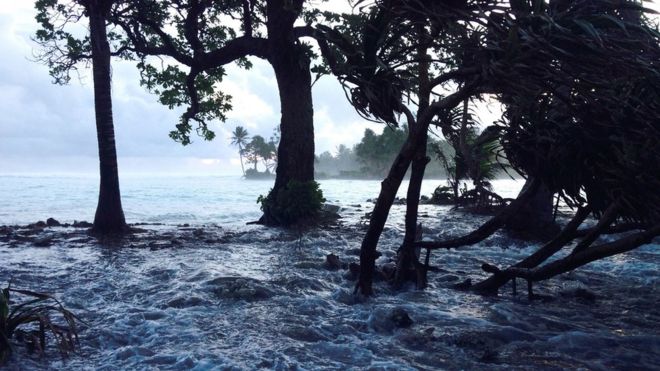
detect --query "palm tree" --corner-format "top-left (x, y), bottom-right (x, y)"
top-left (230, 126), bottom-right (249, 177)
top-left (35, 0), bottom-right (127, 234)
top-left (88, 0), bottom-right (127, 234)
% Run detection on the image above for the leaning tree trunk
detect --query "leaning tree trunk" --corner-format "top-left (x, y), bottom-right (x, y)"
top-left (89, 1), bottom-right (126, 234)
top-left (394, 125), bottom-right (430, 288)
top-left (355, 140), bottom-right (417, 295)
top-left (394, 33), bottom-right (432, 289)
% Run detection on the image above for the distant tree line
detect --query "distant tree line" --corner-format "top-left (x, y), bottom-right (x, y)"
top-left (315, 126), bottom-right (461, 179)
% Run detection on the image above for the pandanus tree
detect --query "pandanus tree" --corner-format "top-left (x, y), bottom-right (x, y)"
top-left (313, 0), bottom-right (499, 294)
top-left (418, 0), bottom-right (659, 295)
top-left (110, 0), bottom-right (337, 225)
top-left (317, 0), bottom-right (660, 295)
top-left (230, 126), bottom-right (250, 176)
top-left (34, 0), bottom-right (128, 234)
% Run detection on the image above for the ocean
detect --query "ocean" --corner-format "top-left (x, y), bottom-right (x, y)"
top-left (0, 174), bottom-right (658, 370)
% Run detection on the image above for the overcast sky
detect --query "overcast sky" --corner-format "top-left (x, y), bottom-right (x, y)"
top-left (0, 1), bottom-right (384, 176)
top-left (1, 1), bottom-right (657, 176)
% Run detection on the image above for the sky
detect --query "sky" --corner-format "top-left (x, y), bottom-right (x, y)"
top-left (0, 1), bottom-right (657, 176)
top-left (0, 1), bottom-right (382, 176)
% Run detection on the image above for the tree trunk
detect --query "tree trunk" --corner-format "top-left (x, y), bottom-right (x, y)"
top-left (238, 144), bottom-right (245, 176)
top-left (505, 178), bottom-right (559, 240)
top-left (355, 127), bottom-right (428, 295)
top-left (394, 31), bottom-right (431, 289)
top-left (270, 47), bottom-right (314, 192)
top-left (89, 1), bottom-right (126, 234)
top-left (259, 0), bottom-right (315, 226)
top-left (394, 126), bottom-right (430, 288)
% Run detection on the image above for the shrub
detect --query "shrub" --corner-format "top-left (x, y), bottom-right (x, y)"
top-left (0, 282), bottom-right (81, 365)
top-left (258, 180), bottom-right (325, 226)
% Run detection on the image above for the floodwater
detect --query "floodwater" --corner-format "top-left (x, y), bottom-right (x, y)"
top-left (0, 175), bottom-right (658, 370)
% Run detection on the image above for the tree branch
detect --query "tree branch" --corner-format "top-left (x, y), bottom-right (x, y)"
top-left (416, 178), bottom-right (540, 250)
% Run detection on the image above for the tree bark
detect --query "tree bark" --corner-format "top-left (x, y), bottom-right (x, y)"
top-left (394, 30), bottom-right (431, 289)
top-left (258, 0), bottom-right (315, 226)
top-left (355, 137), bottom-right (418, 296)
top-left (89, 0), bottom-right (127, 234)
top-left (394, 129), bottom-right (429, 288)
top-left (269, 48), bottom-right (315, 193)
top-left (505, 178), bottom-right (559, 240)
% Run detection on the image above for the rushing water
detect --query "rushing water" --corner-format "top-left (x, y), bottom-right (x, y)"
top-left (0, 175), bottom-right (658, 370)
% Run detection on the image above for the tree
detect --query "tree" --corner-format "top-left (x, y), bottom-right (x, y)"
top-left (354, 126), bottom-right (408, 177)
top-left (317, 0), bottom-right (660, 295)
top-left (316, 1), bottom-right (485, 294)
top-left (230, 126), bottom-right (250, 177)
top-left (112, 0), bottom-right (336, 225)
top-left (410, 0), bottom-right (660, 295)
top-left (34, 0), bottom-right (128, 234)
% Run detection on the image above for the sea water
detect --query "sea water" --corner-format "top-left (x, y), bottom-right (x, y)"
top-left (0, 175), bottom-right (658, 370)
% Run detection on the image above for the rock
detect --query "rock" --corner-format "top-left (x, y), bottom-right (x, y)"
top-left (322, 204), bottom-right (341, 214)
top-left (166, 296), bottom-right (206, 308)
top-left (438, 274), bottom-right (460, 282)
top-left (46, 218), bottom-right (61, 227)
top-left (325, 254), bottom-right (341, 270)
top-left (346, 248), bottom-right (361, 256)
top-left (72, 220), bottom-right (93, 228)
top-left (31, 221), bottom-right (47, 229)
top-left (560, 286), bottom-right (597, 302)
top-left (390, 308), bottom-right (413, 328)
top-left (207, 277), bottom-right (277, 301)
top-left (368, 307), bottom-right (413, 333)
top-left (346, 262), bottom-right (360, 281)
top-left (377, 262), bottom-right (397, 282)
top-left (33, 234), bottom-right (54, 247)
top-left (332, 288), bottom-right (366, 305)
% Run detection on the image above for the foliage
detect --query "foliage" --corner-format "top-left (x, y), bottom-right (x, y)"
top-left (33, 0), bottom-right (129, 84)
top-left (243, 135), bottom-right (277, 172)
top-left (429, 186), bottom-right (454, 205)
top-left (490, 0), bottom-right (660, 224)
top-left (110, 0), bottom-right (335, 145)
top-left (258, 181), bottom-right (325, 226)
top-left (354, 126), bottom-right (408, 177)
top-left (1, 283), bottom-right (81, 365)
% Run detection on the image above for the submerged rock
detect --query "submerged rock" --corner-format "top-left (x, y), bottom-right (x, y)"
top-left (368, 307), bottom-right (414, 333)
top-left (346, 262), bottom-right (360, 281)
top-left (33, 234), bottom-right (55, 247)
top-left (206, 276), bottom-right (278, 301)
top-left (72, 220), bottom-right (93, 228)
top-left (325, 253), bottom-right (341, 270)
